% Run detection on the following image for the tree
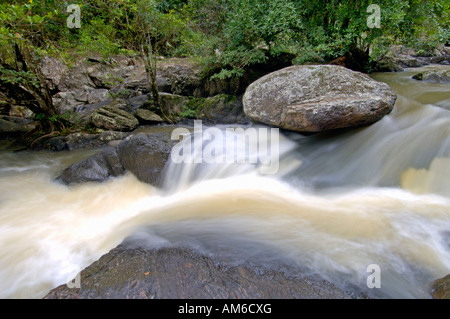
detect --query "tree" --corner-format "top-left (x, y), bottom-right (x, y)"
top-left (0, 2), bottom-right (66, 134)
top-left (135, 1), bottom-right (162, 118)
top-left (198, 0), bottom-right (449, 76)
top-left (200, 0), bottom-right (302, 80)
top-left (132, 0), bottom-right (187, 122)
top-left (295, 0), bottom-right (450, 70)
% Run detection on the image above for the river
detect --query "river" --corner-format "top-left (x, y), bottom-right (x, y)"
top-left (0, 65), bottom-right (449, 299)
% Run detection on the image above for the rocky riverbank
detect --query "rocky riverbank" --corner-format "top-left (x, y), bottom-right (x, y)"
top-left (1, 45), bottom-right (448, 144)
top-left (0, 55), bottom-right (252, 149)
top-left (1, 46), bottom-right (449, 299)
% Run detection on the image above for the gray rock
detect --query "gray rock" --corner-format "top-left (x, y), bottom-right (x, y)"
top-left (116, 130), bottom-right (178, 185)
top-left (127, 94), bottom-right (150, 110)
top-left (160, 93), bottom-right (189, 116)
top-left (395, 54), bottom-right (421, 68)
top-left (0, 117), bottom-right (36, 136)
top-left (39, 56), bottom-right (68, 92)
top-left (134, 109), bottom-right (164, 124)
top-left (412, 69), bottom-right (450, 83)
top-left (43, 244), bottom-right (356, 299)
top-left (57, 147), bottom-right (124, 184)
top-left (44, 131), bottom-right (130, 151)
top-left (373, 57), bottom-right (405, 72)
top-left (58, 66), bottom-right (96, 93)
top-left (53, 91), bottom-right (89, 113)
top-left (195, 94), bottom-right (250, 124)
top-left (158, 58), bottom-right (203, 96)
top-left (243, 65), bottom-right (397, 133)
top-left (90, 104), bottom-right (139, 132)
top-left (43, 136), bottom-right (70, 152)
top-left (75, 100), bottom-right (112, 120)
top-left (87, 89), bottom-right (110, 104)
top-left (429, 55), bottom-right (450, 65)
top-left (9, 105), bottom-right (34, 119)
top-left (57, 127), bottom-right (180, 186)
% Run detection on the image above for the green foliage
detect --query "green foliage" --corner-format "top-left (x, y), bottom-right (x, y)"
top-left (0, 67), bottom-right (40, 88)
top-left (192, 0), bottom-right (449, 76)
top-left (194, 0), bottom-right (302, 79)
top-left (178, 97), bottom-right (205, 119)
top-left (179, 106), bottom-right (197, 119)
top-left (295, 0), bottom-right (449, 62)
top-left (1, 0), bottom-right (449, 85)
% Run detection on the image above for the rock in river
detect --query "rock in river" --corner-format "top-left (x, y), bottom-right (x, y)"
top-left (431, 274), bottom-right (450, 299)
top-left (57, 126), bottom-right (181, 186)
top-left (243, 65), bottom-right (397, 133)
top-left (43, 244), bottom-right (357, 299)
top-left (412, 69), bottom-right (450, 84)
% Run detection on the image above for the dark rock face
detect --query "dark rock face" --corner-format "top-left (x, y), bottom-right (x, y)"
top-left (243, 65), bottom-right (397, 133)
top-left (56, 127), bottom-right (181, 186)
top-left (57, 147), bottom-right (124, 184)
top-left (0, 117), bottom-right (36, 137)
top-left (43, 245), bottom-right (355, 299)
top-left (196, 94), bottom-right (250, 125)
top-left (373, 57), bottom-right (405, 73)
top-left (116, 129), bottom-right (178, 185)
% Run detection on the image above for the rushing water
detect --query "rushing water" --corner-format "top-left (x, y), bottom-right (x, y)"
top-left (0, 66), bottom-right (449, 299)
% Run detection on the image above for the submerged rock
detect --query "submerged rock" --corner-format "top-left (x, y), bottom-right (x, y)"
top-left (412, 69), bottom-right (450, 83)
top-left (43, 244), bottom-right (356, 299)
top-left (243, 65), bottom-right (397, 133)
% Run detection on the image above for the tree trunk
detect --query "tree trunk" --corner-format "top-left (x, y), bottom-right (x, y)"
top-left (140, 37), bottom-right (172, 123)
top-left (12, 43), bottom-right (64, 132)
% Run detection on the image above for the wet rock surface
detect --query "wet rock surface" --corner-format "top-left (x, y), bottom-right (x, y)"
top-left (44, 244), bottom-right (357, 299)
top-left (56, 126), bottom-right (182, 186)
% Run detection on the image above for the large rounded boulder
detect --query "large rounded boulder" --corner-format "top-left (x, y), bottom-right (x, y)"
top-left (243, 65), bottom-right (397, 133)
